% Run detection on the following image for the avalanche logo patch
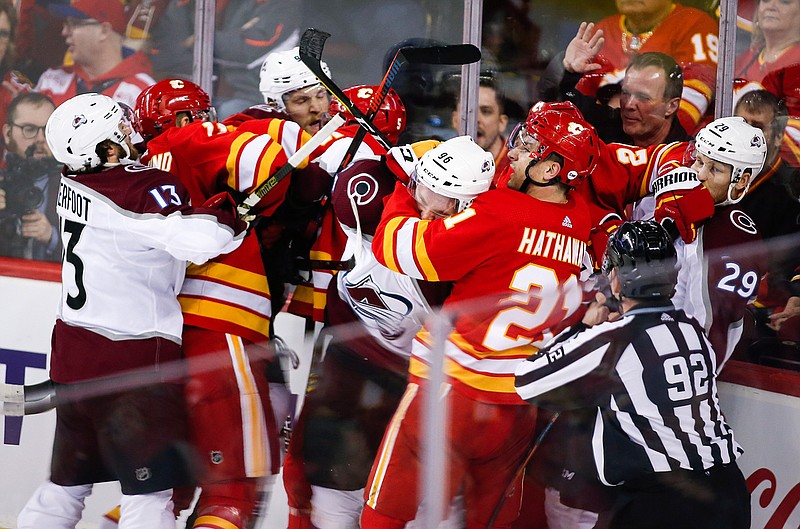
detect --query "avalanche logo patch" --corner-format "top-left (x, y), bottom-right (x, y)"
top-left (562, 216), bottom-right (573, 228)
top-left (72, 114), bottom-right (87, 129)
top-left (347, 173), bottom-right (380, 205)
top-left (345, 274), bottom-right (413, 340)
top-left (730, 210), bottom-right (757, 235)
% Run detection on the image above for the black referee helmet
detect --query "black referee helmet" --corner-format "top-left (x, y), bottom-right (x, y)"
top-left (602, 221), bottom-right (678, 299)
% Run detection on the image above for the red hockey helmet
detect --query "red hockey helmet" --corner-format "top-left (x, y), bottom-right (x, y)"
top-left (134, 78), bottom-right (216, 141)
top-left (329, 85), bottom-right (407, 144)
top-left (508, 101), bottom-right (600, 183)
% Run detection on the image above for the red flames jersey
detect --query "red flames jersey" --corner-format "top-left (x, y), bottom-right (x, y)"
top-left (373, 184), bottom-right (591, 404)
top-left (144, 118), bottom-right (314, 343)
top-left (581, 4), bottom-right (719, 132)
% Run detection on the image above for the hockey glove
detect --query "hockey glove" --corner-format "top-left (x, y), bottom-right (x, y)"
top-left (385, 139), bottom-right (441, 183)
top-left (202, 191), bottom-right (250, 234)
top-left (588, 212), bottom-right (622, 270)
top-left (652, 167), bottom-right (715, 243)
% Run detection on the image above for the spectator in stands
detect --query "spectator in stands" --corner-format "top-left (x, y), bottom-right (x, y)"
top-left (36, 0), bottom-right (156, 109)
top-left (547, 0), bottom-right (717, 135)
top-left (15, 0), bottom-right (68, 82)
top-left (732, 90), bottom-right (800, 350)
top-left (562, 26), bottom-right (691, 146)
top-left (735, 0), bottom-right (800, 167)
top-left (736, 0), bottom-right (800, 85)
top-left (450, 75), bottom-right (510, 183)
top-left (0, 92), bottom-right (61, 262)
top-left (146, 0), bottom-right (301, 119)
top-left (0, 0), bottom-right (33, 136)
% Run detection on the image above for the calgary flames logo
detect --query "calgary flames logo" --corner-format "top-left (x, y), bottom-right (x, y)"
top-left (567, 122), bottom-right (585, 135)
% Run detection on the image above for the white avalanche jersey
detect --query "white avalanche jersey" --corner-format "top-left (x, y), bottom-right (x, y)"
top-left (56, 164), bottom-right (243, 343)
top-left (336, 231), bottom-right (432, 359)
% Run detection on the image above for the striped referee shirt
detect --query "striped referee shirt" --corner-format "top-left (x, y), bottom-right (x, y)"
top-left (514, 303), bottom-right (743, 486)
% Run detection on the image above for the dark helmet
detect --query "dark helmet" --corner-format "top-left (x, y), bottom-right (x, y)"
top-left (602, 221), bottom-right (678, 299)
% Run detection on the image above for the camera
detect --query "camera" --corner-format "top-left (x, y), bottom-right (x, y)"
top-left (0, 154), bottom-right (61, 259)
top-left (0, 155), bottom-right (55, 218)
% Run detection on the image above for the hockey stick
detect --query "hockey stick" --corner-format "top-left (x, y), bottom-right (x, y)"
top-left (1, 379), bottom-right (56, 416)
top-left (236, 112), bottom-right (345, 219)
top-left (484, 411), bottom-right (560, 529)
top-left (299, 28), bottom-right (481, 155)
top-left (334, 40), bottom-right (482, 173)
top-left (300, 29), bottom-right (390, 150)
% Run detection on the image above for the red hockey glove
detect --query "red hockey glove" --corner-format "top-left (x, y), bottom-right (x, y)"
top-left (652, 168), bottom-right (715, 243)
top-left (588, 212), bottom-right (623, 270)
top-left (202, 191), bottom-right (249, 234)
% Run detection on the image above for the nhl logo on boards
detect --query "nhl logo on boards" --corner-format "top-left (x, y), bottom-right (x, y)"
top-left (211, 450), bottom-right (224, 464)
top-left (135, 467), bottom-right (152, 481)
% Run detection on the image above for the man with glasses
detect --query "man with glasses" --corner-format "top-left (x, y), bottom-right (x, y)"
top-left (35, 0), bottom-right (155, 109)
top-left (0, 91), bottom-right (61, 261)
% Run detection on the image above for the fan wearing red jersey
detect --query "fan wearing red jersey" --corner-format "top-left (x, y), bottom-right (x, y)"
top-left (132, 78), bottom-right (320, 529)
top-left (362, 108), bottom-right (600, 529)
top-left (573, 0), bottom-right (718, 133)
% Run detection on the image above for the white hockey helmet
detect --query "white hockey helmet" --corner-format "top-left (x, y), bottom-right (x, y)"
top-left (46, 93), bottom-right (130, 172)
top-left (412, 135), bottom-right (495, 212)
top-left (259, 47), bottom-right (331, 111)
top-left (692, 116), bottom-right (766, 204)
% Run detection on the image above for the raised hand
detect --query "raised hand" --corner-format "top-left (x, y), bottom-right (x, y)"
top-left (563, 22), bottom-right (605, 74)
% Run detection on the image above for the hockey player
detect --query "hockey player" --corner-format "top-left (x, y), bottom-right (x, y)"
top-left (515, 221), bottom-right (750, 529)
top-left (637, 116), bottom-right (768, 365)
top-left (361, 107), bottom-right (601, 529)
top-left (259, 46), bottom-right (332, 135)
top-left (131, 78), bottom-right (325, 529)
top-left (283, 137), bottom-right (470, 529)
top-left (17, 93), bottom-right (246, 529)
top-left (284, 84), bottom-right (408, 322)
top-left (533, 115), bottom-right (768, 529)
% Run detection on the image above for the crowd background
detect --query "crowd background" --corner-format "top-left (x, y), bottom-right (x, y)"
top-left (1, 0), bottom-right (799, 527)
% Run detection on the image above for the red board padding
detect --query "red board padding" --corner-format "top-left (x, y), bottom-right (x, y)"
top-left (720, 360), bottom-right (800, 398)
top-left (0, 257), bottom-right (61, 282)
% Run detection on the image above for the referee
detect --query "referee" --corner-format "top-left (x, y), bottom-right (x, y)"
top-left (515, 220), bottom-right (750, 529)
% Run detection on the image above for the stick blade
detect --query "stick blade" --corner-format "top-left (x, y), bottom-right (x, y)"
top-left (299, 28), bottom-right (331, 60)
top-left (401, 44), bottom-right (481, 65)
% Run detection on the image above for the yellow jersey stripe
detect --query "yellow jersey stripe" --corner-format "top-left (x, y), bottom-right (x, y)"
top-left (413, 221), bottom-right (439, 281)
top-left (367, 383), bottom-right (418, 508)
